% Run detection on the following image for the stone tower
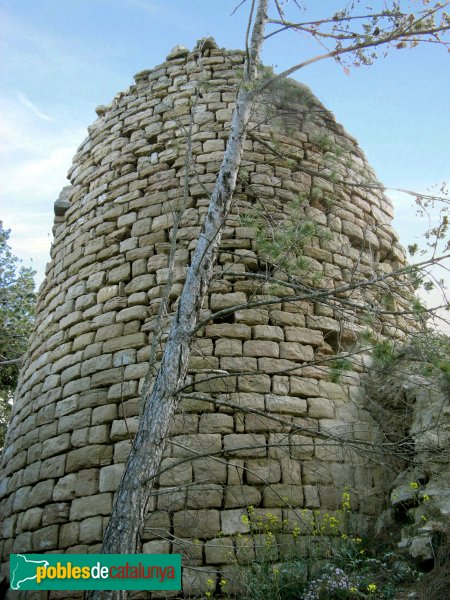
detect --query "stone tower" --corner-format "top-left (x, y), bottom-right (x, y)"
top-left (0, 39), bottom-right (415, 596)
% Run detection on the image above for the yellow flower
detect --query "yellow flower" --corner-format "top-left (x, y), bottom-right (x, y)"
top-left (273, 568), bottom-right (279, 576)
top-left (350, 587), bottom-right (357, 593)
top-left (367, 583), bottom-right (377, 593)
top-left (409, 481), bottom-right (419, 490)
top-left (422, 494), bottom-right (430, 502)
top-left (219, 579), bottom-right (227, 588)
top-left (207, 579), bottom-right (214, 587)
top-left (342, 491), bottom-right (351, 511)
top-left (355, 537), bottom-right (362, 544)
top-left (341, 534), bottom-right (348, 540)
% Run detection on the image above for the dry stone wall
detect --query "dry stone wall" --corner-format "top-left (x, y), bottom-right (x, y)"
top-left (0, 39), bottom-right (414, 597)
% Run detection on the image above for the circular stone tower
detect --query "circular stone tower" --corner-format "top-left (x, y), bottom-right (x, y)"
top-left (1, 39), bottom-right (412, 597)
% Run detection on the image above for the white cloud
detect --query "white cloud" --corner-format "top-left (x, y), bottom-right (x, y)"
top-left (0, 93), bottom-right (85, 286)
top-left (17, 91), bottom-right (54, 122)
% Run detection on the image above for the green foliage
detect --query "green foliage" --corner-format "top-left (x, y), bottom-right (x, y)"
top-left (330, 358), bottom-right (353, 383)
top-left (411, 331), bottom-right (450, 382)
top-left (0, 222), bottom-right (36, 447)
top-left (242, 197), bottom-right (331, 281)
top-left (372, 341), bottom-right (396, 368)
top-left (206, 494), bottom-right (420, 599)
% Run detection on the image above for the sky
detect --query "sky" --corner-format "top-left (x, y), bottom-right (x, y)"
top-left (1, 0), bottom-right (449, 304)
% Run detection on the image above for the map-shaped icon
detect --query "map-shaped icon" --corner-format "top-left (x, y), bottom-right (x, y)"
top-left (10, 555), bottom-right (50, 590)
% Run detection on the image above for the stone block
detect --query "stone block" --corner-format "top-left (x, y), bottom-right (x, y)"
top-left (143, 511), bottom-right (171, 541)
top-left (92, 404), bottom-right (118, 425)
top-left (245, 459), bottom-right (281, 485)
top-left (244, 413), bottom-right (286, 433)
top-left (290, 434), bottom-right (314, 459)
top-left (279, 342), bottom-right (314, 362)
top-left (78, 389), bottom-right (108, 410)
top-left (215, 339), bottom-right (242, 357)
top-left (114, 440), bottom-right (132, 463)
top-left (263, 484), bottom-right (303, 507)
top-left (253, 325), bottom-right (284, 341)
top-left (91, 368), bottom-right (123, 388)
top-left (62, 377), bottom-right (91, 398)
top-left (290, 376), bottom-right (320, 397)
top-left (173, 509), bottom-right (220, 539)
top-left (32, 524), bottom-right (59, 551)
top-left (235, 308), bottom-right (269, 325)
top-left (267, 433), bottom-right (290, 459)
top-left (210, 292), bottom-right (247, 311)
top-left (303, 485), bottom-right (320, 508)
top-left (79, 515), bottom-right (104, 543)
top-left (238, 374), bottom-right (271, 394)
top-left (53, 474), bottom-right (76, 501)
top-left (258, 357), bottom-right (302, 375)
top-left (107, 262), bottom-right (131, 283)
top-left (75, 469), bottom-right (99, 497)
top-left (116, 306), bottom-right (148, 322)
top-left (171, 434), bottom-right (222, 458)
top-left (221, 509), bottom-right (250, 535)
top-left (99, 464), bottom-right (125, 492)
top-left (143, 539), bottom-right (172, 555)
top-left (224, 485), bottom-right (261, 508)
top-left (70, 493), bottom-right (112, 520)
top-left (270, 310), bottom-right (304, 326)
top-left (29, 480), bottom-right (55, 507)
top-left (266, 394), bottom-right (307, 416)
top-left (308, 397), bottom-right (334, 419)
top-left (205, 323), bottom-right (251, 339)
top-left (199, 414), bottom-right (234, 434)
top-left (223, 434), bottom-right (266, 457)
top-left (66, 445), bottom-right (113, 473)
top-left (280, 458), bottom-right (302, 484)
top-left (284, 327), bottom-right (323, 345)
top-left (186, 484), bottom-right (223, 508)
top-left (42, 502), bottom-right (70, 525)
top-left (182, 566), bottom-right (216, 598)
top-left (58, 408), bottom-right (92, 434)
top-left (40, 455), bottom-right (66, 480)
top-left (81, 354), bottom-right (112, 376)
top-left (59, 521), bottom-right (80, 548)
top-left (318, 380), bottom-right (347, 401)
top-left (103, 332), bottom-right (147, 353)
top-left (205, 537), bottom-right (235, 564)
top-left (89, 424), bottom-right (110, 444)
top-left (159, 458), bottom-right (192, 487)
top-left (302, 461), bottom-right (331, 485)
top-left (243, 340), bottom-right (279, 358)
top-left (169, 413), bottom-right (199, 435)
top-left (192, 457), bottom-right (227, 483)
top-left (306, 315), bottom-right (340, 332)
top-left (12, 531), bottom-right (32, 553)
top-left (220, 356), bottom-right (257, 372)
top-left (195, 374), bottom-right (236, 393)
top-left (55, 396), bottom-right (78, 418)
top-left (227, 459), bottom-right (245, 485)
top-left (19, 507), bottom-right (43, 531)
top-left (95, 323), bottom-right (124, 342)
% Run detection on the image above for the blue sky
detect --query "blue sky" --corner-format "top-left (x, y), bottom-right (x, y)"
top-left (1, 0), bottom-right (449, 293)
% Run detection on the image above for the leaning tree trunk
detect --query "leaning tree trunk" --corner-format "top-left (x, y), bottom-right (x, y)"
top-left (87, 2), bottom-right (269, 599)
